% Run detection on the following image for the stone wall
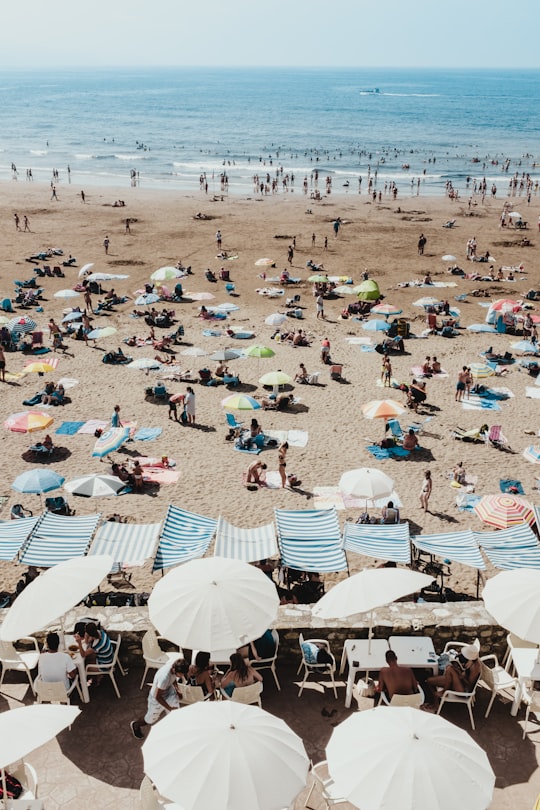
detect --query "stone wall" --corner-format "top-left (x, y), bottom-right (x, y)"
top-left (1, 601), bottom-right (507, 667)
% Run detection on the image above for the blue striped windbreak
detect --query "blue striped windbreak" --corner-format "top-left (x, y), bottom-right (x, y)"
top-left (214, 517), bottom-right (278, 562)
top-left (153, 505), bottom-right (217, 571)
top-left (19, 512), bottom-right (101, 567)
top-left (475, 523), bottom-right (540, 569)
top-left (344, 522), bottom-right (411, 564)
top-left (411, 530), bottom-right (485, 569)
top-left (89, 521), bottom-right (162, 570)
top-left (0, 516), bottom-right (40, 561)
top-left (275, 508), bottom-right (347, 572)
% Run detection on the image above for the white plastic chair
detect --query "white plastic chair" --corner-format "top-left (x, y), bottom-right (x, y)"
top-left (34, 674), bottom-right (83, 706)
top-left (437, 678), bottom-right (480, 730)
top-left (381, 685), bottom-right (425, 708)
top-left (7, 759), bottom-right (38, 800)
top-left (86, 635), bottom-right (122, 698)
top-left (178, 684), bottom-right (210, 705)
top-left (522, 687), bottom-right (540, 739)
top-left (140, 629), bottom-right (181, 689)
top-left (303, 760), bottom-right (348, 809)
top-left (250, 629), bottom-right (280, 690)
top-left (442, 638), bottom-right (480, 655)
top-left (0, 638), bottom-right (40, 695)
top-left (221, 681), bottom-right (263, 706)
top-left (297, 634), bottom-right (337, 699)
top-left (478, 654), bottom-right (517, 717)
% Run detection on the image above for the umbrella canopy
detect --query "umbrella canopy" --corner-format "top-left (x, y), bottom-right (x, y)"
top-left (0, 555), bottom-right (114, 641)
top-left (326, 707), bottom-right (495, 810)
top-left (489, 298), bottom-right (520, 313)
top-left (264, 313), bottom-right (288, 326)
top-left (511, 340), bottom-right (539, 355)
top-left (5, 411), bottom-right (54, 433)
top-left (127, 357), bottom-right (162, 370)
top-left (135, 293), bottom-right (160, 306)
top-left (22, 361), bottom-right (56, 374)
top-left (474, 494), bottom-right (535, 529)
top-left (87, 272), bottom-right (129, 282)
top-left (0, 704), bottom-right (80, 770)
top-left (148, 556), bottom-right (279, 652)
top-left (467, 323), bottom-right (497, 333)
top-left (215, 302), bottom-right (240, 313)
top-left (78, 262), bottom-right (94, 278)
top-left (65, 474), bottom-right (126, 498)
top-left (62, 311), bottom-right (84, 324)
top-left (508, 211), bottom-right (522, 219)
top-left (362, 399), bottom-right (406, 420)
top-left (12, 468), bottom-right (64, 495)
top-left (334, 285), bottom-right (358, 296)
top-left (413, 296), bottom-right (440, 308)
top-left (362, 319), bottom-right (391, 332)
top-left (255, 258), bottom-right (276, 267)
top-left (442, 254), bottom-right (457, 261)
top-left (209, 349), bottom-right (241, 362)
top-left (468, 362), bottom-right (495, 380)
top-left (245, 345), bottom-right (275, 359)
top-left (370, 303), bottom-right (403, 318)
top-left (181, 346), bottom-right (208, 357)
top-left (523, 445), bottom-right (540, 464)
top-left (185, 291), bottom-right (216, 301)
top-left (312, 569), bottom-right (433, 621)
top-left (339, 468), bottom-right (394, 500)
top-left (356, 279), bottom-right (381, 301)
top-left (87, 326), bottom-right (117, 340)
top-left (53, 289), bottom-right (80, 299)
top-left (0, 315), bottom-right (10, 325)
top-left (142, 702), bottom-right (309, 810)
top-left (92, 427), bottom-right (130, 458)
top-left (151, 266), bottom-right (182, 281)
top-left (259, 371), bottom-right (292, 386)
top-left (8, 316), bottom-right (37, 336)
top-left (483, 570), bottom-right (540, 646)
top-left (308, 274), bottom-right (329, 283)
top-left (222, 394), bottom-right (261, 411)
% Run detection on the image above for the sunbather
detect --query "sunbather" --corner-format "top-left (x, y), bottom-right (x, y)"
top-left (246, 460), bottom-right (267, 485)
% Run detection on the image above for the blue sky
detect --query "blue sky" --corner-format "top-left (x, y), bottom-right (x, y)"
top-left (0, 0), bottom-right (537, 69)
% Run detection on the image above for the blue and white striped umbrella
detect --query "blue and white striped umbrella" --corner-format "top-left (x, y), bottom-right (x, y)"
top-left (12, 468), bottom-right (64, 494)
top-left (8, 316), bottom-right (37, 335)
top-left (523, 445), bottom-right (540, 464)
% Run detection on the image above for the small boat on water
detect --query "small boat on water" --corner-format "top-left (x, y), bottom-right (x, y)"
top-left (360, 88), bottom-right (380, 95)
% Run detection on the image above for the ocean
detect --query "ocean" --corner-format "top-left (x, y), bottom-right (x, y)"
top-left (0, 67), bottom-right (539, 197)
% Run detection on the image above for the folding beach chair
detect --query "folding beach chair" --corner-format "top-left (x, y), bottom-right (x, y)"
top-left (487, 424), bottom-right (511, 451)
top-left (387, 419), bottom-right (404, 444)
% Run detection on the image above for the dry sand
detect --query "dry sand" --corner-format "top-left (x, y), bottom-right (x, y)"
top-left (1, 182), bottom-right (539, 596)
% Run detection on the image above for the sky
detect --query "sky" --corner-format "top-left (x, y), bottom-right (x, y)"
top-left (0, 0), bottom-right (538, 69)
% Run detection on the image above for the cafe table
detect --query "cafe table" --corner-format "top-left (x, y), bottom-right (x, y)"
top-left (340, 639), bottom-right (389, 708)
top-left (509, 647), bottom-right (540, 717)
top-left (388, 635), bottom-right (438, 674)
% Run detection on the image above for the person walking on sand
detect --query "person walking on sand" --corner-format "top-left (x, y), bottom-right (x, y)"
top-left (287, 244), bottom-right (294, 264)
top-left (417, 233), bottom-right (427, 255)
top-left (81, 190), bottom-right (86, 203)
top-left (23, 215), bottom-right (30, 232)
top-left (316, 293), bottom-right (325, 320)
top-left (216, 230), bottom-right (222, 250)
top-left (51, 185), bottom-right (58, 201)
top-left (84, 289), bottom-right (92, 314)
top-left (0, 347), bottom-right (6, 382)
top-left (420, 470), bottom-right (432, 512)
top-left (278, 441), bottom-right (289, 488)
top-left (455, 366), bottom-right (468, 402)
top-left (14, 213), bottom-right (20, 231)
top-left (111, 404), bottom-right (123, 428)
top-left (103, 236), bottom-right (110, 255)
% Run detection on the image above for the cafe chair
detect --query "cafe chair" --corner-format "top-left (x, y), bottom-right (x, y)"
top-left (220, 681), bottom-right (263, 707)
top-left (303, 760), bottom-right (348, 809)
top-left (178, 684), bottom-right (211, 705)
top-left (0, 638), bottom-right (40, 695)
top-left (140, 629), bottom-right (181, 689)
top-left (34, 674), bottom-right (83, 707)
top-left (249, 629), bottom-right (281, 690)
top-left (478, 654), bottom-right (517, 718)
top-left (140, 775), bottom-right (165, 810)
top-left (297, 634), bottom-right (337, 699)
top-left (436, 678), bottom-right (480, 730)
top-left (381, 685), bottom-right (425, 708)
top-left (522, 686), bottom-right (540, 739)
top-left (86, 635), bottom-right (122, 698)
top-left (6, 759), bottom-right (38, 800)
top-left (442, 638), bottom-right (481, 656)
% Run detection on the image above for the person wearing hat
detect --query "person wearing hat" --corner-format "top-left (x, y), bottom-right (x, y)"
top-left (131, 658), bottom-right (189, 739)
top-left (426, 644), bottom-right (481, 700)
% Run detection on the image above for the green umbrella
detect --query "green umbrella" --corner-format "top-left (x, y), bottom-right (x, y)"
top-left (245, 345), bottom-right (275, 359)
top-left (259, 371), bottom-right (292, 386)
top-left (308, 274), bottom-right (329, 283)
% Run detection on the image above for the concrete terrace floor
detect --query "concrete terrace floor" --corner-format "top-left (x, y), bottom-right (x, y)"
top-left (1, 661), bottom-right (540, 810)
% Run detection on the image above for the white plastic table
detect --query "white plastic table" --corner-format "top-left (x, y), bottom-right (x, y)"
top-left (510, 647), bottom-right (540, 717)
top-left (63, 634), bottom-right (90, 703)
top-left (340, 639), bottom-right (389, 708)
top-left (388, 636), bottom-right (438, 675)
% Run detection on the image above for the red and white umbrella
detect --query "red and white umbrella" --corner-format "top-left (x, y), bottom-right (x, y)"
top-left (489, 299), bottom-right (520, 313)
top-left (474, 494), bottom-right (535, 529)
top-left (362, 399), bottom-right (406, 421)
top-left (370, 303), bottom-right (403, 319)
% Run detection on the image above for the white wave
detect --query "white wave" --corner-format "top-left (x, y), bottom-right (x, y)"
top-left (30, 150), bottom-right (47, 156)
top-left (114, 153), bottom-right (147, 160)
top-left (74, 153), bottom-right (96, 160)
top-left (383, 93), bottom-right (440, 98)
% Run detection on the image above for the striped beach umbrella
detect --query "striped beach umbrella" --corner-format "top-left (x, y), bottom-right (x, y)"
top-left (12, 469), bottom-right (64, 495)
top-left (87, 326), bottom-right (117, 340)
top-left (362, 399), bottom-right (407, 421)
top-left (92, 427), bottom-right (130, 458)
top-left (64, 474), bottom-right (126, 497)
top-left (523, 446), bottom-right (540, 464)
top-left (8, 316), bottom-right (37, 336)
top-left (221, 394), bottom-right (261, 411)
top-left (474, 494), bottom-right (535, 529)
top-left (53, 289), bottom-right (80, 299)
top-left (4, 411), bottom-right (54, 433)
top-left (22, 361), bottom-right (56, 374)
top-left (468, 362), bottom-right (495, 379)
top-left (370, 303), bottom-right (403, 319)
top-left (489, 299), bottom-right (520, 312)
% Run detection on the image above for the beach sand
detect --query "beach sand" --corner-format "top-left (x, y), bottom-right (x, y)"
top-left (1, 182), bottom-right (538, 596)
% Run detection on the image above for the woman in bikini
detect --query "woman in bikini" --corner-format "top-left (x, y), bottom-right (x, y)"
top-left (278, 441), bottom-right (289, 488)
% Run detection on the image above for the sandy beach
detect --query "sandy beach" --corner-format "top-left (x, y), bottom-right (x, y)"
top-left (1, 181), bottom-right (539, 597)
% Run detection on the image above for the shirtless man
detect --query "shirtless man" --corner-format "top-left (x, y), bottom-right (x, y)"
top-left (377, 651), bottom-right (419, 702)
top-left (455, 366), bottom-right (468, 402)
top-left (246, 460), bottom-right (267, 485)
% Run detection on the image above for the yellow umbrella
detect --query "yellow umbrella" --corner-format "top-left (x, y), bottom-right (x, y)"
top-left (4, 411), bottom-right (54, 433)
top-left (259, 371), bottom-right (292, 386)
top-left (22, 362), bottom-right (56, 374)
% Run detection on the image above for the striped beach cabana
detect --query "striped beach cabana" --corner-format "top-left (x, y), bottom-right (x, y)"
top-left (275, 508), bottom-right (347, 572)
top-left (475, 523), bottom-right (540, 570)
top-left (411, 529), bottom-right (485, 569)
top-left (153, 505), bottom-right (217, 572)
top-left (19, 512), bottom-right (101, 567)
top-left (89, 520), bottom-right (162, 572)
top-left (343, 521), bottom-right (411, 564)
top-left (213, 517), bottom-right (278, 562)
top-left (0, 516), bottom-right (40, 561)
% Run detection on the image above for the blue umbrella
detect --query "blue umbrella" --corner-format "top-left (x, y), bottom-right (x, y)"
top-left (511, 340), bottom-right (538, 355)
top-left (135, 293), bottom-right (160, 306)
top-left (61, 311), bottom-right (83, 324)
top-left (12, 469), bottom-right (65, 494)
top-left (92, 427), bottom-right (130, 458)
top-left (362, 319), bottom-right (391, 332)
top-left (467, 323), bottom-right (497, 333)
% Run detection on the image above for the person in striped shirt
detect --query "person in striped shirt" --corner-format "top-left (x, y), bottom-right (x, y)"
top-left (75, 622), bottom-right (114, 684)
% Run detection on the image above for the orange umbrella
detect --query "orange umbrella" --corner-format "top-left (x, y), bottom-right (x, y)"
top-left (4, 411), bottom-right (54, 433)
top-left (474, 494), bottom-right (535, 529)
top-left (361, 399), bottom-right (407, 420)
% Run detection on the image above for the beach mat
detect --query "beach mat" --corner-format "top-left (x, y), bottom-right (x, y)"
top-left (500, 479), bottom-right (524, 495)
top-left (286, 430), bottom-right (308, 448)
top-left (55, 421), bottom-right (85, 436)
top-left (77, 419), bottom-right (108, 434)
top-left (410, 366), bottom-right (449, 379)
top-left (142, 468), bottom-right (180, 485)
top-left (456, 494), bottom-right (482, 512)
top-left (366, 444), bottom-right (410, 460)
top-left (260, 470), bottom-right (282, 489)
top-left (133, 427), bottom-right (163, 441)
top-left (462, 396), bottom-right (501, 411)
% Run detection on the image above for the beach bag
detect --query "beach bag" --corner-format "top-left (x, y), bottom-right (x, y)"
top-left (180, 408), bottom-right (188, 424)
top-left (0, 774), bottom-right (23, 800)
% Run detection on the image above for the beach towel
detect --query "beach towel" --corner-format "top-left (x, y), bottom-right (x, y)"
top-left (345, 337), bottom-right (372, 345)
top-left (77, 419), bottom-right (108, 435)
top-left (456, 494), bottom-right (482, 512)
top-left (234, 445), bottom-right (261, 455)
top-left (202, 329), bottom-right (223, 337)
top-left (142, 468), bottom-right (180, 485)
top-left (478, 387), bottom-right (512, 400)
top-left (286, 430), bottom-right (309, 448)
top-left (259, 470), bottom-right (282, 489)
top-left (462, 396), bottom-right (501, 411)
top-left (55, 421), bottom-right (85, 436)
top-left (526, 387), bottom-right (540, 399)
top-left (500, 479), bottom-right (524, 495)
top-left (360, 345), bottom-right (375, 352)
top-left (264, 429), bottom-right (289, 445)
top-left (411, 366), bottom-right (449, 380)
top-left (366, 444), bottom-right (411, 460)
top-left (376, 377), bottom-right (399, 388)
top-left (133, 427), bottom-right (163, 442)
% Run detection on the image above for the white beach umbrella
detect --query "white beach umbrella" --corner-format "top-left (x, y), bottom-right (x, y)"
top-left (64, 474), bottom-right (126, 498)
top-left (62, 311), bottom-right (83, 324)
top-left (135, 293), bottom-right (160, 306)
top-left (339, 468), bottom-right (394, 501)
top-left (326, 707), bottom-right (495, 810)
top-left (87, 272), bottom-right (129, 281)
top-left (54, 289), bottom-right (80, 299)
top-left (181, 346), bottom-right (208, 357)
top-left (265, 313), bottom-right (288, 326)
top-left (215, 302), bottom-right (240, 312)
top-left (86, 326), bottom-right (117, 340)
top-left (148, 556), bottom-right (279, 652)
top-left (78, 262), bottom-right (94, 278)
top-left (0, 555), bottom-right (114, 641)
top-left (127, 357), bottom-right (162, 370)
top-left (142, 702), bottom-right (309, 810)
top-left (483, 570), bottom-right (540, 646)
top-left (442, 254), bottom-right (457, 262)
top-left (151, 266), bottom-right (182, 281)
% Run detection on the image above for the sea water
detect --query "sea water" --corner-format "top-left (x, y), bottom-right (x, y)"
top-left (0, 66), bottom-right (539, 196)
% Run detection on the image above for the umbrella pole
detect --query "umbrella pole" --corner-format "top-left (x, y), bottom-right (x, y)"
top-left (2, 768), bottom-right (8, 808)
top-left (367, 610), bottom-right (373, 654)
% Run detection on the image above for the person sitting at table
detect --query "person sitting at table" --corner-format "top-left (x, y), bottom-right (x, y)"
top-left (220, 652), bottom-right (263, 697)
top-left (38, 631), bottom-right (77, 690)
top-left (376, 650), bottom-right (419, 703)
top-left (426, 644), bottom-right (480, 699)
top-left (74, 622), bottom-right (114, 684)
top-left (131, 658), bottom-right (189, 739)
top-left (187, 651), bottom-right (215, 696)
